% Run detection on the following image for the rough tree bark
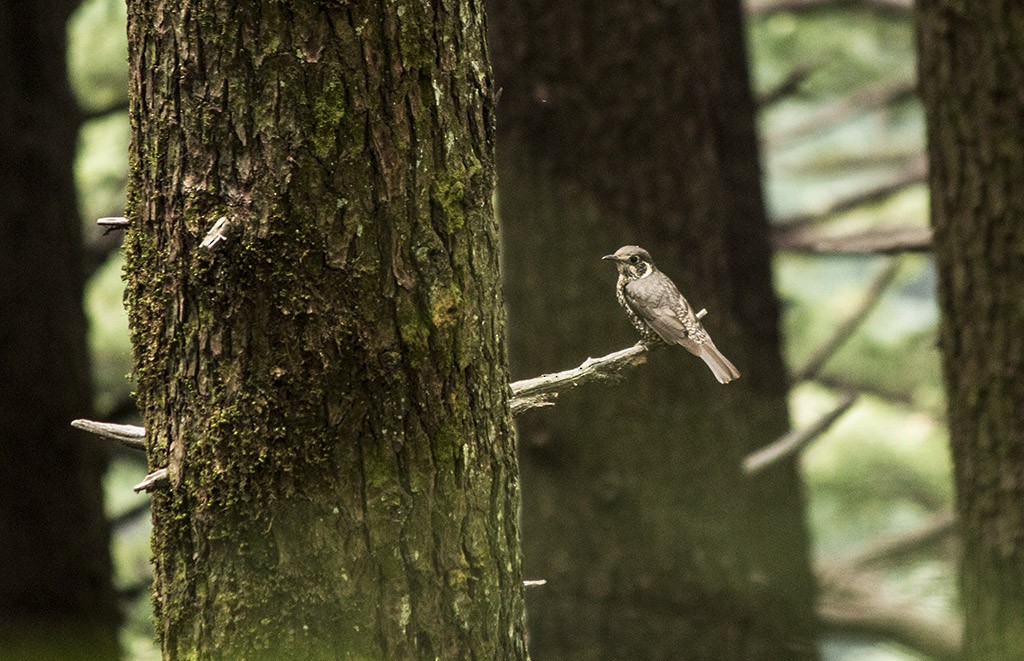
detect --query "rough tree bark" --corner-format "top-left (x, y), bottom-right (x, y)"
top-left (917, 3), bottom-right (1024, 658)
top-left (0, 2), bottom-right (120, 658)
top-left (489, 1), bottom-right (819, 658)
top-left (124, 1), bottom-right (526, 658)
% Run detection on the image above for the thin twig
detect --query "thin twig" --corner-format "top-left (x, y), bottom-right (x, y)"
top-left (790, 258), bottom-right (901, 383)
top-left (72, 419), bottom-right (146, 452)
top-left (775, 226), bottom-right (932, 255)
top-left (813, 374), bottom-right (919, 409)
top-left (743, 392), bottom-right (858, 475)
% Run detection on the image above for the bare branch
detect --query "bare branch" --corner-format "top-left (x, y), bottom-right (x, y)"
top-left (510, 308), bottom-right (709, 415)
top-left (836, 510), bottom-right (957, 571)
top-left (79, 100), bottom-right (130, 124)
top-left (758, 61), bottom-right (820, 109)
top-left (817, 566), bottom-right (960, 660)
top-left (510, 343), bottom-right (652, 414)
top-left (775, 226), bottom-right (932, 255)
top-left (748, 0), bottom-right (913, 20)
top-left (134, 468), bottom-right (169, 493)
top-left (97, 216), bottom-right (129, 232)
top-left (813, 374), bottom-right (920, 409)
top-left (767, 77), bottom-right (917, 147)
top-left (744, 392), bottom-right (858, 474)
top-left (72, 419), bottom-right (146, 452)
top-left (111, 500), bottom-right (151, 530)
top-left (774, 155), bottom-right (927, 233)
top-left (790, 258), bottom-right (901, 383)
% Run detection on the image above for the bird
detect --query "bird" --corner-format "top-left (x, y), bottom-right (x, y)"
top-left (602, 245), bottom-right (740, 384)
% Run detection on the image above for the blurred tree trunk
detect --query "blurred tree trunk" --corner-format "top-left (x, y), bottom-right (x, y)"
top-left (0, 2), bottom-right (120, 658)
top-left (489, 1), bottom-right (818, 658)
top-left (917, 3), bottom-right (1024, 658)
top-left (124, 1), bottom-right (526, 658)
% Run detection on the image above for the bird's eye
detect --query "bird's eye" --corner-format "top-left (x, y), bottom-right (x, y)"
top-left (629, 255), bottom-right (639, 264)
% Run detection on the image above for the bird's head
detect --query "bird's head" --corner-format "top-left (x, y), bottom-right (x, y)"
top-left (602, 245), bottom-right (655, 280)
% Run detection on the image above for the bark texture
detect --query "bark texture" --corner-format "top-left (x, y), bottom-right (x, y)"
top-left (0, 2), bottom-right (120, 658)
top-left (124, 1), bottom-right (526, 658)
top-left (917, 3), bottom-right (1024, 658)
top-left (489, 1), bottom-right (818, 658)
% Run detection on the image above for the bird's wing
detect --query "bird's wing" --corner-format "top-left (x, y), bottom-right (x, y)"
top-left (623, 278), bottom-right (690, 346)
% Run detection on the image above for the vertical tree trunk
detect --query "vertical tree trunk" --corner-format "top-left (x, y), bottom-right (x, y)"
top-left (0, 2), bottom-right (120, 658)
top-left (124, 1), bottom-right (526, 658)
top-left (489, 1), bottom-right (818, 658)
top-left (917, 3), bottom-right (1024, 658)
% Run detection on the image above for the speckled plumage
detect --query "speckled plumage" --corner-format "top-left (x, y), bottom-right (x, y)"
top-left (603, 245), bottom-right (740, 384)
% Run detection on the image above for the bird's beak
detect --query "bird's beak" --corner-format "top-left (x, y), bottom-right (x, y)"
top-left (602, 254), bottom-right (617, 261)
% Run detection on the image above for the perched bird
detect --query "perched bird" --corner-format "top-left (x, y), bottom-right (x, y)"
top-left (602, 245), bottom-right (740, 384)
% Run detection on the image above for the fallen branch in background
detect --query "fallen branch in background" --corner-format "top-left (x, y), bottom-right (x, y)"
top-left (775, 226), bottom-right (932, 255)
top-left (758, 61), bottom-right (821, 109)
top-left (766, 77), bottom-right (917, 146)
top-left (773, 155), bottom-right (927, 234)
top-left (817, 568), bottom-right (961, 661)
top-left (814, 374), bottom-right (919, 409)
top-left (835, 509), bottom-right (957, 572)
top-left (743, 392), bottom-right (858, 474)
top-left (790, 258), bottom-right (902, 383)
top-left (747, 0), bottom-right (913, 20)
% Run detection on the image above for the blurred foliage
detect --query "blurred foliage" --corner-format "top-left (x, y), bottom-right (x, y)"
top-left (67, 2), bottom-right (954, 659)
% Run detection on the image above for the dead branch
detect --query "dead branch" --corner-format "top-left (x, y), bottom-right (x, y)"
top-left (774, 155), bottom-right (927, 233)
top-left (775, 226), bottom-right (932, 255)
top-left (509, 309), bottom-right (709, 415)
top-left (834, 510), bottom-right (957, 571)
top-left (743, 392), bottom-right (858, 474)
top-left (767, 77), bottom-right (917, 147)
top-left (71, 419), bottom-right (146, 452)
top-left (817, 564), bottom-right (960, 660)
top-left (790, 258), bottom-right (901, 383)
top-left (79, 100), bottom-right (130, 124)
top-left (111, 500), bottom-right (151, 530)
top-left (134, 468), bottom-right (169, 493)
top-left (813, 374), bottom-right (919, 409)
top-left (748, 0), bottom-right (912, 19)
top-left (758, 61), bottom-right (820, 109)
top-left (510, 343), bottom-right (652, 415)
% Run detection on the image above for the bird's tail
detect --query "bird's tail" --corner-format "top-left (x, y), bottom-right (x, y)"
top-left (699, 342), bottom-right (740, 384)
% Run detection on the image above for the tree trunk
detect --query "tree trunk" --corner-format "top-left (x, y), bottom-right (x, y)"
top-left (489, 2), bottom-right (818, 658)
top-left (124, 1), bottom-right (526, 658)
top-left (0, 2), bottom-right (120, 658)
top-left (917, 3), bottom-right (1024, 658)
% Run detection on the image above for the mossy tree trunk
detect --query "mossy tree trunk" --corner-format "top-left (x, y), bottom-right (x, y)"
top-left (124, 1), bottom-right (526, 658)
top-left (0, 2), bottom-right (120, 658)
top-left (917, 3), bottom-right (1024, 658)
top-left (489, 1), bottom-right (818, 658)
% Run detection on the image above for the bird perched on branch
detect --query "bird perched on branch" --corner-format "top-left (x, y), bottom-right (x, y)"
top-left (602, 245), bottom-right (740, 384)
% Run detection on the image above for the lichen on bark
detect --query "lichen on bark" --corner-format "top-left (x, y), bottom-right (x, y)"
top-left (124, 1), bottom-right (526, 658)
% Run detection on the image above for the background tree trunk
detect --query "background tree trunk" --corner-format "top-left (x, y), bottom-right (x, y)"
top-left (489, 1), bottom-right (818, 657)
top-left (0, 2), bottom-right (120, 658)
top-left (917, 3), bottom-right (1024, 658)
top-left (124, 1), bottom-right (526, 658)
